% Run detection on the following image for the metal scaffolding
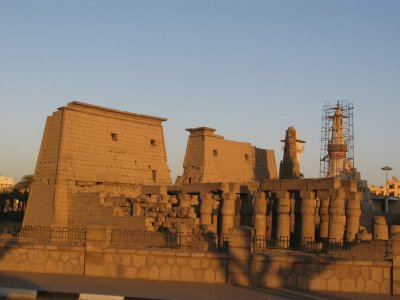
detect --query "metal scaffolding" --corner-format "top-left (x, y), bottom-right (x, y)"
top-left (319, 101), bottom-right (354, 179)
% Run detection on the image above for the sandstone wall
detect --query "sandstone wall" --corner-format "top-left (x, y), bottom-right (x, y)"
top-left (91, 248), bottom-right (228, 283)
top-left (181, 127), bottom-right (205, 183)
top-left (252, 254), bottom-right (391, 294)
top-left (0, 236), bottom-right (395, 294)
top-left (0, 243), bottom-right (84, 274)
top-left (23, 111), bottom-right (63, 226)
top-left (181, 127), bottom-right (277, 184)
top-left (24, 101), bottom-right (172, 227)
top-left (58, 102), bottom-right (171, 185)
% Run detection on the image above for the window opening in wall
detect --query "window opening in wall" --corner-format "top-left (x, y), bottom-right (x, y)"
top-left (152, 170), bottom-right (157, 182)
top-left (213, 149), bottom-right (218, 156)
top-left (111, 133), bottom-right (118, 141)
top-left (150, 139), bottom-right (156, 146)
top-left (245, 154), bottom-right (249, 161)
top-left (189, 177), bottom-right (192, 183)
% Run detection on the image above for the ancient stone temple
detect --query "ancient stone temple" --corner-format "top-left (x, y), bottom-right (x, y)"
top-left (259, 178), bottom-right (361, 243)
top-left (279, 127), bottom-right (305, 179)
top-left (328, 102), bottom-right (347, 177)
top-left (178, 127), bottom-right (278, 185)
top-left (12, 101), bottom-right (400, 296)
top-left (23, 101), bottom-right (172, 227)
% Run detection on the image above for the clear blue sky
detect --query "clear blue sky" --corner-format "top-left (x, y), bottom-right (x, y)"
top-left (1, 0), bottom-right (399, 186)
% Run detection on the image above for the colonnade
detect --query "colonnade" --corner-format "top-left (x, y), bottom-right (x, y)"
top-left (178, 182), bottom-right (362, 246)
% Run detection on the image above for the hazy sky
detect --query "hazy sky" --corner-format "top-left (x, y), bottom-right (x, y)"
top-left (0, 0), bottom-right (399, 186)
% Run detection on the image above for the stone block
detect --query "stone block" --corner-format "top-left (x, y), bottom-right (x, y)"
top-left (393, 267), bottom-right (400, 295)
top-left (171, 265), bottom-right (181, 281)
top-left (297, 275), bottom-right (309, 289)
top-left (149, 265), bottom-right (159, 279)
top-left (204, 268), bottom-right (215, 282)
top-left (216, 267), bottom-right (227, 283)
top-left (160, 264), bottom-right (171, 280)
top-left (132, 255), bottom-right (146, 268)
top-left (326, 276), bottom-right (340, 291)
top-left (370, 267), bottom-right (383, 283)
top-left (309, 277), bottom-right (326, 291)
top-left (380, 280), bottom-right (391, 294)
top-left (356, 276), bottom-right (365, 292)
top-left (85, 264), bottom-right (104, 277)
top-left (373, 216), bottom-right (387, 225)
top-left (229, 235), bottom-right (253, 248)
top-left (365, 280), bottom-right (379, 294)
top-left (341, 278), bottom-right (356, 292)
top-left (181, 265), bottom-right (195, 281)
top-left (374, 224), bottom-right (389, 240)
top-left (391, 225), bottom-right (400, 239)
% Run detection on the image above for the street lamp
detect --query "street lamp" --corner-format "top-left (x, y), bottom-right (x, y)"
top-left (381, 165), bottom-right (393, 213)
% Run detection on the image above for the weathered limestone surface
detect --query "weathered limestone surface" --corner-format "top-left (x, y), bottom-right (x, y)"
top-left (228, 226), bottom-right (254, 287)
top-left (253, 191), bottom-right (267, 238)
top-left (318, 191), bottom-right (330, 240)
top-left (279, 127), bottom-right (305, 179)
top-left (373, 216), bottom-right (389, 241)
top-left (299, 190), bottom-right (316, 241)
top-left (0, 243), bottom-right (84, 274)
top-left (220, 193), bottom-right (236, 239)
top-left (24, 101), bottom-right (172, 227)
top-left (179, 127), bottom-right (278, 184)
top-left (328, 188), bottom-right (346, 241)
top-left (102, 248), bottom-right (228, 283)
top-left (345, 192), bottom-right (361, 241)
top-left (252, 254), bottom-right (391, 294)
top-left (0, 231), bottom-right (394, 294)
top-left (274, 191), bottom-right (291, 243)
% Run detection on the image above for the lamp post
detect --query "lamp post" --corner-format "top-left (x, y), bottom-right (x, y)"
top-left (381, 166), bottom-right (393, 213)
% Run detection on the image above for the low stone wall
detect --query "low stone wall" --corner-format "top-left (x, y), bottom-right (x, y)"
top-left (0, 225), bottom-right (398, 295)
top-left (98, 248), bottom-right (228, 283)
top-left (252, 253), bottom-right (391, 294)
top-left (0, 241), bottom-right (84, 274)
top-left (0, 240), bottom-right (227, 284)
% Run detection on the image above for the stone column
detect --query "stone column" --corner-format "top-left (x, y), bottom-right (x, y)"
top-left (220, 192), bottom-right (236, 242)
top-left (211, 194), bottom-right (221, 233)
top-left (199, 192), bottom-right (213, 228)
top-left (373, 216), bottom-right (389, 240)
top-left (179, 193), bottom-right (191, 208)
top-left (328, 187), bottom-right (346, 242)
top-left (240, 194), bottom-right (254, 227)
top-left (318, 191), bottom-right (330, 241)
top-left (228, 226), bottom-right (254, 287)
top-left (274, 191), bottom-right (291, 244)
top-left (266, 192), bottom-right (273, 238)
top-left (253, 191), bottom-right (267, 238)
top-left (299, 190), bottom-right (316, 242)
top-left (345, 191), bottom-right (361, 241)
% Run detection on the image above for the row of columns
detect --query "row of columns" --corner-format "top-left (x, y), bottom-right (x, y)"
top-left (255, 187), bottom-right (361, 244)
top-left (180, 187), bottom-right (361, 245)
